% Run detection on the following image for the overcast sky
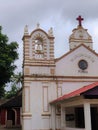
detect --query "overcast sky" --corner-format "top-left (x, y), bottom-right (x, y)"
top-left (1, 0), bottom-right (98, 72)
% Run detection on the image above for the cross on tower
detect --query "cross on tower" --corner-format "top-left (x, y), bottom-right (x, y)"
top-left (76, 15), bottom-right (84, 26)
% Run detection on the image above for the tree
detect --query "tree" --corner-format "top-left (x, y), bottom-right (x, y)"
top-left (11, 72), bottom-right (22, 88)
top-left (4, 72), bottom-right (22, 99)
top-left (4, 84), bottom-right (19, 99)
top-left (0, 26), bottom-right (18, 98)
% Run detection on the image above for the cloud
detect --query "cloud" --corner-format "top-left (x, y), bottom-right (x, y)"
top-left (0, 0), bottom-right (98, 72)
top-left (1, 0), bottom-right (98, 32)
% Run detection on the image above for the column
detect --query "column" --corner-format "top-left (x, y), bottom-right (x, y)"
top-left (51, 105), bottom-right (56, 130)
top-left (84, 103), bottom-right (91, 130)
top-left (61, 105), bottom-right (66, 130)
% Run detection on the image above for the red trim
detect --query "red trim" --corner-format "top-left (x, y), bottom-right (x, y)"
top-left (16, 108), bottom-right (20, 125)
top-left (0, 109), bottom-right (6, 125)
top-left (51, 82), bottom-right (98, 103)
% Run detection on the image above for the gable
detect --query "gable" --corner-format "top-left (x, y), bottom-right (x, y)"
top-left (55, 44), bottom-right (98, 77)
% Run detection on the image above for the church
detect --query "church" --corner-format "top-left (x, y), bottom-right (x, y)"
top-left (22, 16), bottom-right (98, 130)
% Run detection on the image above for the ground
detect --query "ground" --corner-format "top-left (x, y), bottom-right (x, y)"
top-left (0, 126), bottom-right (21, 130)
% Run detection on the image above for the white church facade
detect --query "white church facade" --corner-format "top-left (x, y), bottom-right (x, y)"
top-left (22, 16), bottom-right (98, 130)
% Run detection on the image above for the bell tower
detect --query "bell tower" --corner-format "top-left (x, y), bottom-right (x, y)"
top-left (22, 24), bottom-right (55, 76)
top-left (22, 24), bottom-right (55, 130)
top-left (69, 16), bottom-right (93, 50)
top-left (22, 24), bottom-right (55, 66)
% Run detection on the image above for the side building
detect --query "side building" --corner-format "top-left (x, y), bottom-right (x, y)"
top-left (0, 89), bottom-right (22, 127)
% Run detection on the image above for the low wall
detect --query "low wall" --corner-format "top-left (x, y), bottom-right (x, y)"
top-left (65, 127), bottom-right (85, 130)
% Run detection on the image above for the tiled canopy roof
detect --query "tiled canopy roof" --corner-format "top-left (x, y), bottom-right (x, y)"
top-left (0, 89), bottom-right (22, 108)
top-left (51, 82), bottom-right (98, 104)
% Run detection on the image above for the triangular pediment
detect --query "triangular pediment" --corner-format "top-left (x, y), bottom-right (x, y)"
top-left (55, 44), bottom-right (98, 62)
top-left (55, 44), bottom-right (98, 77)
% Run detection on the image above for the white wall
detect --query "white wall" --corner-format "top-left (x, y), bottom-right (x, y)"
top-left (55, 46), bottom-right (98, 77)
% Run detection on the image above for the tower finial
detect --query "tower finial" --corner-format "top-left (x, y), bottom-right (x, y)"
top-left (76, 15), bottom-right (84, 26)
top-left (48, 27), bottom-right (53, 36)
top-left (36, 23), bottom-right (40, 28)
top-left (24, 25), bottom-right (29, 35)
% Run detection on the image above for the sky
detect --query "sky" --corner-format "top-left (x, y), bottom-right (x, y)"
top-left (0, 0), bottom-right (98, 73)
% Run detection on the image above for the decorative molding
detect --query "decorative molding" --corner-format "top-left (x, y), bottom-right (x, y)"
top-left (70, 53), bottom-right (95, 62)
top-left (24, 68), bottom-right (30, 75)
top-left (43, 86), bottom-right (49, 112)
top-left (21, 112), bottom-right (32, 117)
top-left (41, 113), bottom-right (51, 116)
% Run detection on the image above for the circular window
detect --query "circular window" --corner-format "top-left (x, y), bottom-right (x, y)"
top-left (78, 60), bottom-right (88, 70)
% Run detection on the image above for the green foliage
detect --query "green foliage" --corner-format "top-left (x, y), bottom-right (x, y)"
top-left (0, 85), bottom-right (6, 98)
top-left (0, 26), bottom-right (19, 98)
top-left (11, 72), bottom-right (23, 87)
top-left (4, 72), bottom-right (22, 99)
top-left (4, 84), bottom-right (19, 99)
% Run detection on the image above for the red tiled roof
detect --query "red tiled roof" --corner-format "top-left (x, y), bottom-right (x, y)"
top-left (51, 82), bottom-right (98, 104)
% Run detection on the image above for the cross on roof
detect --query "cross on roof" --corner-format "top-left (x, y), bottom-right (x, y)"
top-left (76, 15), bottom-right (84, 26)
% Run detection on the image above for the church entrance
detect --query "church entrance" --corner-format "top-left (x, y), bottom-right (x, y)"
top-left (65, 105), bottom-right (98, 130)
top-left (75, 107), bottom-right (85, 128)
top-left (75, 106), bottom-right (98, 130)
top-left (91, 107), bottom-right (98, 130)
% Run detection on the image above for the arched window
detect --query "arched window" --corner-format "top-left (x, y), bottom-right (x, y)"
top-left (34, 37), bottom-right (44, 59)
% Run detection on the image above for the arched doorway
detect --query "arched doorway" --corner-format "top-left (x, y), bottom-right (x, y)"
top-left (7, 109), bottom-right (15, 125)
